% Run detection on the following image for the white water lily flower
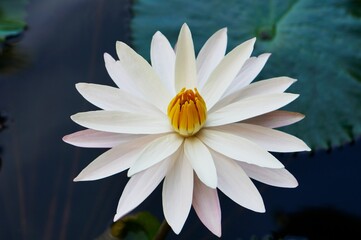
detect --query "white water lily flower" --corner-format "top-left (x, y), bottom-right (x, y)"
top-left (63, 23), bottom-right (310, 237)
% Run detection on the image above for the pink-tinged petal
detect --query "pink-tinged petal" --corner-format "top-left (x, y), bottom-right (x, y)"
top-left (74, 134), bottom-right (162, 181)
top-left (198, 129), bottom-right (284, 168)
top-left (238, 162), bottom-right (298, 188)
top-left (242, 110), bottom-right (305, 128)
top-left (71, 110), bottom-right (172, 134)
top-left (175, 23), bottom-right (197, 91)
top-left (116, 41), bottom-right (171, 113)
top-left (212, 150), bottom-right (265, 212)
top-left (127, 133), bottom-right (184, 176)
top-left (193, 176), bottom-right (222, 237)
top-left (223, 53), bottom-right (271, 96)
top-left (151, 31), bottom-right (176, 95)
top-left (213, 123), bottom-right (310, 152)
top-left (75, 83), bottom-right (158, 113)
top-left (63, 129), bottom-right (143, 148)
top-left (114, 154), bottom-right (176, 220)
top-left (184, 137), bottom-right (217, 188)
top-left (163, 150), bottom-right (193, 234)
top-left (196, 28), bottom-right (227, 89)
top-left (201, 38), bottom-right (256, 110)
top-left (213, 77), bottom-right (296, 112)
top-left (206, 93), bottom-right (299, 127)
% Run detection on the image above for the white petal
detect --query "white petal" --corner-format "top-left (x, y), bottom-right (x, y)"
top-left (196, 28), bottom-right (227, 89)
top-left (238, 162), bottom-right (298, 188)
top-left (213, 77), bottom-right (296, 112)
top-left (212, 150), bottom-right (265, 212)
top-left (184, 137), bottom-right (217, 188)
top-left (175, 23), bottom-right (197, 91)
top-left (206, 93), bottom-right (299, 127)
top-left (127, 133), bottom-right (184, 176)
top-left (213, 123), bottom-right (310, 152)
top-left (116, 41), bottom-right (171, 113)
top-left (198, 129), bottom-right (284, 168)
top-left (151, 31), bottom-right (176, 95)
top-left (71, 110), bottom-right (172, 134)
top-left (74, 134), bottom-right (161, 181)
top-left (193, 176), bottom-right (221, 237)
top-left (63, 129), bottom-right (143, 148)
top-left (201, 38), bottom-right (256, 110)
top-left (242, 110), bottom-right (305, 128)
top-left (163, 150), bottom-right (193, 234)
top-left (223, 53), bottom-right (271, 96)
top-left (114, 155), bottom-right (175, 220)
top-left (75, 83), bottom-right (159, 113)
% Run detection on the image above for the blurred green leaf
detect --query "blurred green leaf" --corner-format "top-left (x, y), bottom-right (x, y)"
top-left (131, 0), bottom-right (361, 150)
top-left (0, 0), bottom-right (27, 42)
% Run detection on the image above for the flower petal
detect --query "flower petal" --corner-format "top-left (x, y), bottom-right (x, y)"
top-left (163, 150), bottom-right (193, 234)
top-left (127, 133), bottom-right (184, 176)
top-left (213, 123), bottom-right (310, 152)
top-left (212, 150), bottom-right (265, 212)
top-left (184, 137), bottom-right (217, 188)
top-left (62, 129), bottom-right (143, 148)
top-left (116, 41), bottom-right (171, 113)
top-left (196, 28), bottom-right (227, 89)
top-left (198, 129), bottom-right (284, 168)
top-left (193, 176), bottom-right (221, 237)
top-left (213, 77), bottom-right (296, 112)
top-left (74, 134), bottom-right (162, 181)
top-left (151, 31), bottom-right (176, 95)
top-left (75, 83), bottom-right (159, 113)
top-left (238, 162), bottom-right (298, 188)
top-left (175, 23), bottom-right (197, 91)
top-left (223, 53), bottom-right (271, 96)
top-left (242, 110), bottom-right (305, 128)
top-left (114, 155), bottom-right (175, 221)
top-left (206, 93), bottom-right (299, 127)
top-left (201, 38), bottom-right (256, 110)
top-left (71, 110), bottom-right (172, 134)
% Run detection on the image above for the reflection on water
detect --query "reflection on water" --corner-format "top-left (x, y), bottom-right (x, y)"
top-left (0, 0), bottom-right (360, 239)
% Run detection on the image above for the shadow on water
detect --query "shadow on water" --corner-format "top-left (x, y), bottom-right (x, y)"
top-left (0, 0), bottom-right (360, 240)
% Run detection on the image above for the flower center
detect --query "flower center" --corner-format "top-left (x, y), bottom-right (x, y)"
top-left (167, 88), bottom-right (207, 137)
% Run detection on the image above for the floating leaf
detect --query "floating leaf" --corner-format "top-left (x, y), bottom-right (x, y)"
top-left (0, 0), bottom-right (27, 43)
top-left (131, 0), bottom-right (361, 150)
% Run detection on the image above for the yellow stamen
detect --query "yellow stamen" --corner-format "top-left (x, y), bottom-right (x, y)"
top-left (167, 88), bottom-right (207, 137)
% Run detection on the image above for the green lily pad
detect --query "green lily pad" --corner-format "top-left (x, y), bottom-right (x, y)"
top-left (131, 0), bottom-right (361, 150)
top-left (0, 0), bottom-right (27, 42)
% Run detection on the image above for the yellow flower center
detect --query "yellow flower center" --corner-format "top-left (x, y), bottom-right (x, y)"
top-left (167, 88), bottom-right (207, 137)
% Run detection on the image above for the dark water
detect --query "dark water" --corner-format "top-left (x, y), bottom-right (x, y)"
top-left (0, 0), bottom-right (360, 239)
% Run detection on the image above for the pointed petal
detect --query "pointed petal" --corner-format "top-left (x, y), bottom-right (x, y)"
top-left (151, 31), bottom-right (176, 95)
top-left (163, 150), bottom-right (193, 234)
top-left (193, 176), bottom-right (221, 237)
top-left (175, 24), bottom-right (197, 91)
top-left (213, 77), bottom-right (296, 112)
top-left (201, 38), bottom-right (256, 110)
top-left (223, 53), bottom-right (271, 96)
top-left (74, 134), bottom-right (161, 181)
top-left (212, 150), bottom-right (265, 212)
top-left (198, 129), bottom-right (284, 168)
top-left (238, 162), bottom-right (298, 188)
top-left (184, 137), bottom-right (217, 188)
top-left (114, 155), bottom-right (175, 220)
top-left (71, 110), bottom-right (172, 134)
top-left (63, 129), bottom-right (143, 148)
top-left (206, 93), bottom-right (299, 127)
top-left (75, 83), bottom-right (159, 113)
top-left (242, 110), bottom-right (305, 128)
top-left (116, 41), bottom-right (171, 113)
top-left (196, 28), bottom-right (227, 89)
top-left (127, 133), bottom-right (183, 176)
top-left (213, 123), bottom-right (310, 152)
